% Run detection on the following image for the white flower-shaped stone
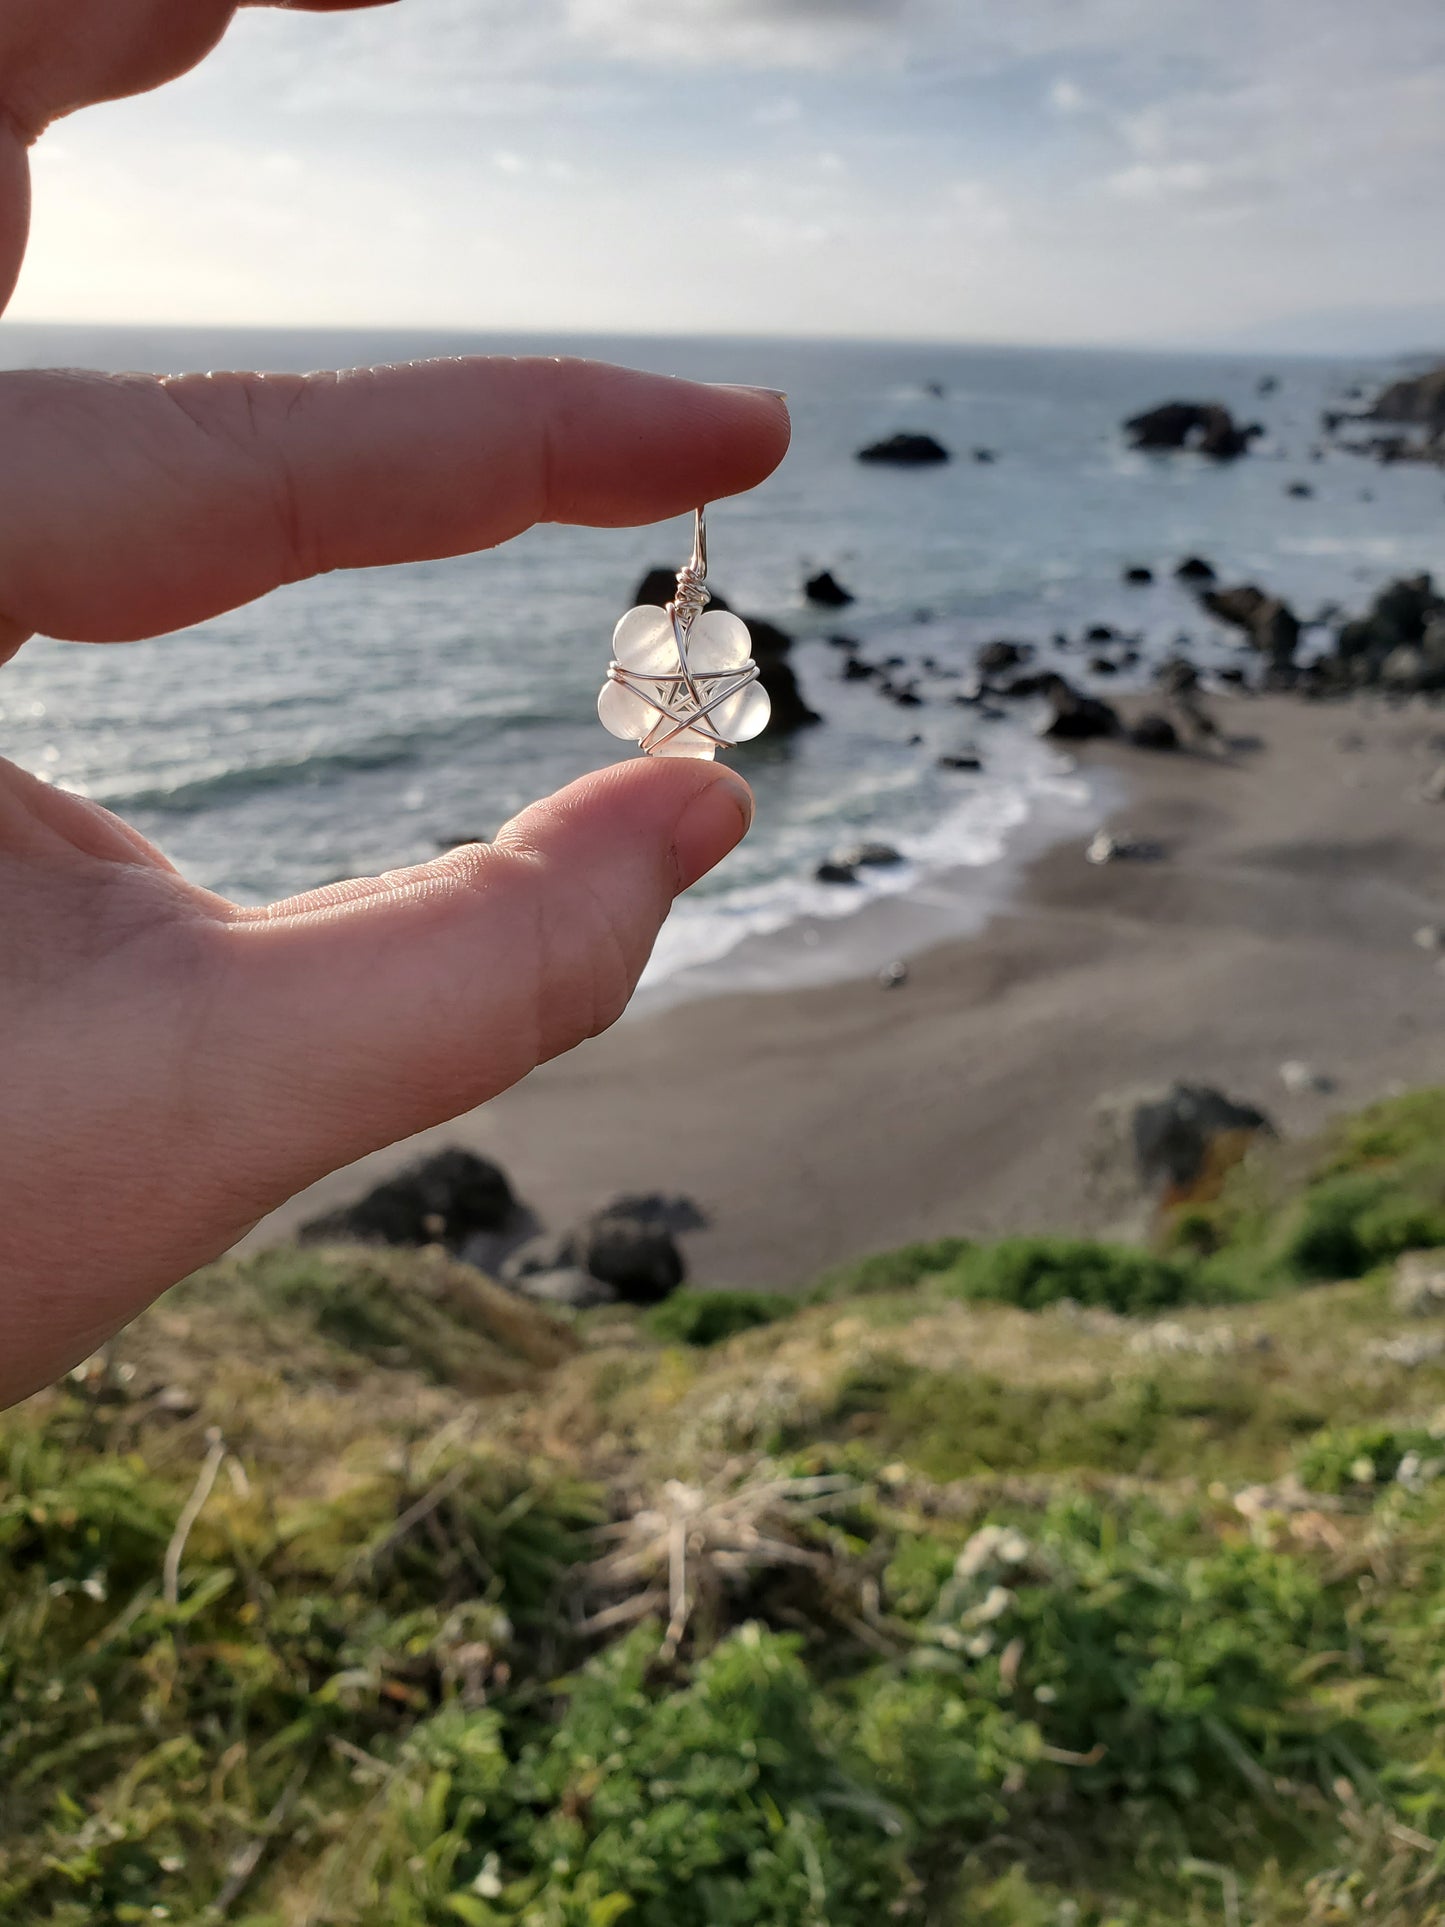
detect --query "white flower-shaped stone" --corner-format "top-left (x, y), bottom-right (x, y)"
top-left (598, 604), bottom-right (772, 759)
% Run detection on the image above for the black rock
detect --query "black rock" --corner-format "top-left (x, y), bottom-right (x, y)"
top-left (578, 1212), bottom-right (685, 1303)
top-left (1156, 656), bottom-right (1200, 696)
top-left (300, 1149), bottom-right (518, 1253)
top-left (1368, 364), bottom-right (1445, 433)
top-left (816, 860), bottom-right (858, 884)
top-left (1174, 555), bottom-right (1217, 583)
top-left (1124, 565), bottom-right (1155, 585)
top-left (893, 687), bottom-right (925, 708)
top-left (1218, 666), bottom-right (1247, 686)
top-left (997, 672), bottom-right (1057, 699)
top-left (1089, 656), bottom-right (1120, 675)
top-left (1202, 584), bottom-right (1301, 665)
top-left (828, 633), bottom-right (860, 650)
top-left (504, 1196), bottom-right (699, 1307)
top-left (842, 656), bottom-right (877, 681)
top-left (1040, 680), bottom-right (1121, 742)
top-left (760, 656), bottom-right (822, 732)
top-left (1285, 481), bottom-right (1314, 499)
top-left (602, 1192), bottom-right (708, 1234)
top-left (938, 747), bottom-right (983, 771)
top-left (856, 431), bottom-right (951, 466)
top-left (1128, 713), bottom-right (1181, 751)
top-left (1085, 624), bottom-right (1118, 644)
top-left (805, 568), bottom-right (855, 608)
top-left (836, 841), bottom-right (904, 869)
top-left (1132, 1084), bottom-right (1275, 1193)
top-left (976, 639), bottom-right (1033, 676)
top-left (1124, 400), bottom-right (1263, 461)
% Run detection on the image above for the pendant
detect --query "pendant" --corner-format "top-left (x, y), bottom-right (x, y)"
top-left (598, 506), bottom-right (771, 759)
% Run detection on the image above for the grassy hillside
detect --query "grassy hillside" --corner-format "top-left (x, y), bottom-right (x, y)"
top-left (5, 1095), bottom-right (1445, 1923)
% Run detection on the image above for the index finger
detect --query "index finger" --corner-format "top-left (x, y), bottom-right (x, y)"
top-left (0, 357), bottom-right (791, 647)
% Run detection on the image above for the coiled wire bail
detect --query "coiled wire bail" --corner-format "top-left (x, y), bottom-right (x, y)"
top-left (669, 507), bottom-right (711, 654)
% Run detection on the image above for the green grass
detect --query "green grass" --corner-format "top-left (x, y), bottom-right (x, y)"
top-left (9, 1089), bottom-right (1445, 1922)
top-left (939, 1238), bottom-right (1210, 1315)
top-left (646, 1289), bottom-right (784, 1347)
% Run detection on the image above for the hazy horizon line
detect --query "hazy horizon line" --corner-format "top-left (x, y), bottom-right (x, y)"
top-left (0, 315), bottom-right (1433, 367)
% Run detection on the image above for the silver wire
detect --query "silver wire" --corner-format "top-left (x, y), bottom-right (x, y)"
top-left (606, 503), bottom-right (761, 755)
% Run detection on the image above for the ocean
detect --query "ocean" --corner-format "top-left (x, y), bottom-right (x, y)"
top-left (1, 323), bottom-right (1441, 996)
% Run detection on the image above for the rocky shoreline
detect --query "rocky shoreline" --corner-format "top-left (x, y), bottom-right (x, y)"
top-left (250, 356), bottom-right (1445, 1285)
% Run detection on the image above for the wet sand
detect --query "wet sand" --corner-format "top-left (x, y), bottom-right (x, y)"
top-left (252, 696), bottom-right (1445, 1288)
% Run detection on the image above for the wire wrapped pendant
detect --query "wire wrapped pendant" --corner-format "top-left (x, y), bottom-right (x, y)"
top-left (598, 506), bottom-right (771, 759)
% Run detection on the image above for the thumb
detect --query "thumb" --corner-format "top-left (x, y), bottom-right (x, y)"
top-left (214, 757), bottom-right (753, 1200)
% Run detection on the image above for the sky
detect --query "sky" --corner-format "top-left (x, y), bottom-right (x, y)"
top-left (6, 0), bottom-right (1445, 351)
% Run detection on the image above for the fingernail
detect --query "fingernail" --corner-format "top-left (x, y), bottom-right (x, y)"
top-left (710, 382), bottom-right (789, 403)
top-left (672, 769), bottom-right (754, 893)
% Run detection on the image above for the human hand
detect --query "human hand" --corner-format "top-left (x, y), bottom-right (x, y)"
top-left (0, 0), bottom-right (791, 1407)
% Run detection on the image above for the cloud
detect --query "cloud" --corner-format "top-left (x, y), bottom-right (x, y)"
top-left (1106, 161), bottom-right (1275, 211)
top-left (11, 0), bottom-right (1445, 350)
top-left (1048, 78), bottom-right (1089, 114)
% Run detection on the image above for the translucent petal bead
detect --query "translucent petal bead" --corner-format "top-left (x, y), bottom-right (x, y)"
top-left (683, 611), bottom-right (752, 675)
top-left (598, 677), bottom-right (660, 743)
top-left (709, 679), bottom-right (771, 743)
top-left (611, 606), bottom-right (678, 677)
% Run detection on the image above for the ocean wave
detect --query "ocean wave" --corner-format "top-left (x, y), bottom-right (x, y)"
top-left (98, 706), bottom-right (562, 816)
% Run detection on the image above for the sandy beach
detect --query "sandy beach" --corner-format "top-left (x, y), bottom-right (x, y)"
top-left (252, 694), bottom-right (1445, 1287)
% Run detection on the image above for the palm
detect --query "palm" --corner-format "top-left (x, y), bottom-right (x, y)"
top-left (0, 0), bottom-right (788, 1405)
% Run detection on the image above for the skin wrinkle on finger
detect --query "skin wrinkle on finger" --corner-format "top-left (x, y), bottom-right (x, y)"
top-left (0, 360), bottom-right (789, 641)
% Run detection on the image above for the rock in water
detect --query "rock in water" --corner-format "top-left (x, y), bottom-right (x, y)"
top-left (1368, 364), bottom-right (1445, 434)
top-left (1039, 678), bottom-right (1121, 741)
top-left (835, 841), bottom-right (904, 869)
top-left (976, 639), bottom-right (1033, 676)
top-left (1124, 565), bottom-right (1155, 585)
top-left (1124, 401), bottom-right (1263, 460)
top-left (856, 432), bottom-right (951, 466)
top-left (1201, 584), bottom-right (1301, 666)
top-left (1174, 555), bottom-right (1217, 582)
top-left (805, 569), bottom-right (855, 608)
top-left (1331, 575), bottom-right (1445, 690)
top-left (1128, 713), bottom-right (1180, 751)
top-left (299, 1149), bottom-right (519, 1253)
top-left (816, 859), bottom-right (858, 884)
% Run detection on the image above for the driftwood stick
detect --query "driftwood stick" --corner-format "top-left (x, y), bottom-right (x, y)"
top-left (163, 1427), bottom-right (227, 1608)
